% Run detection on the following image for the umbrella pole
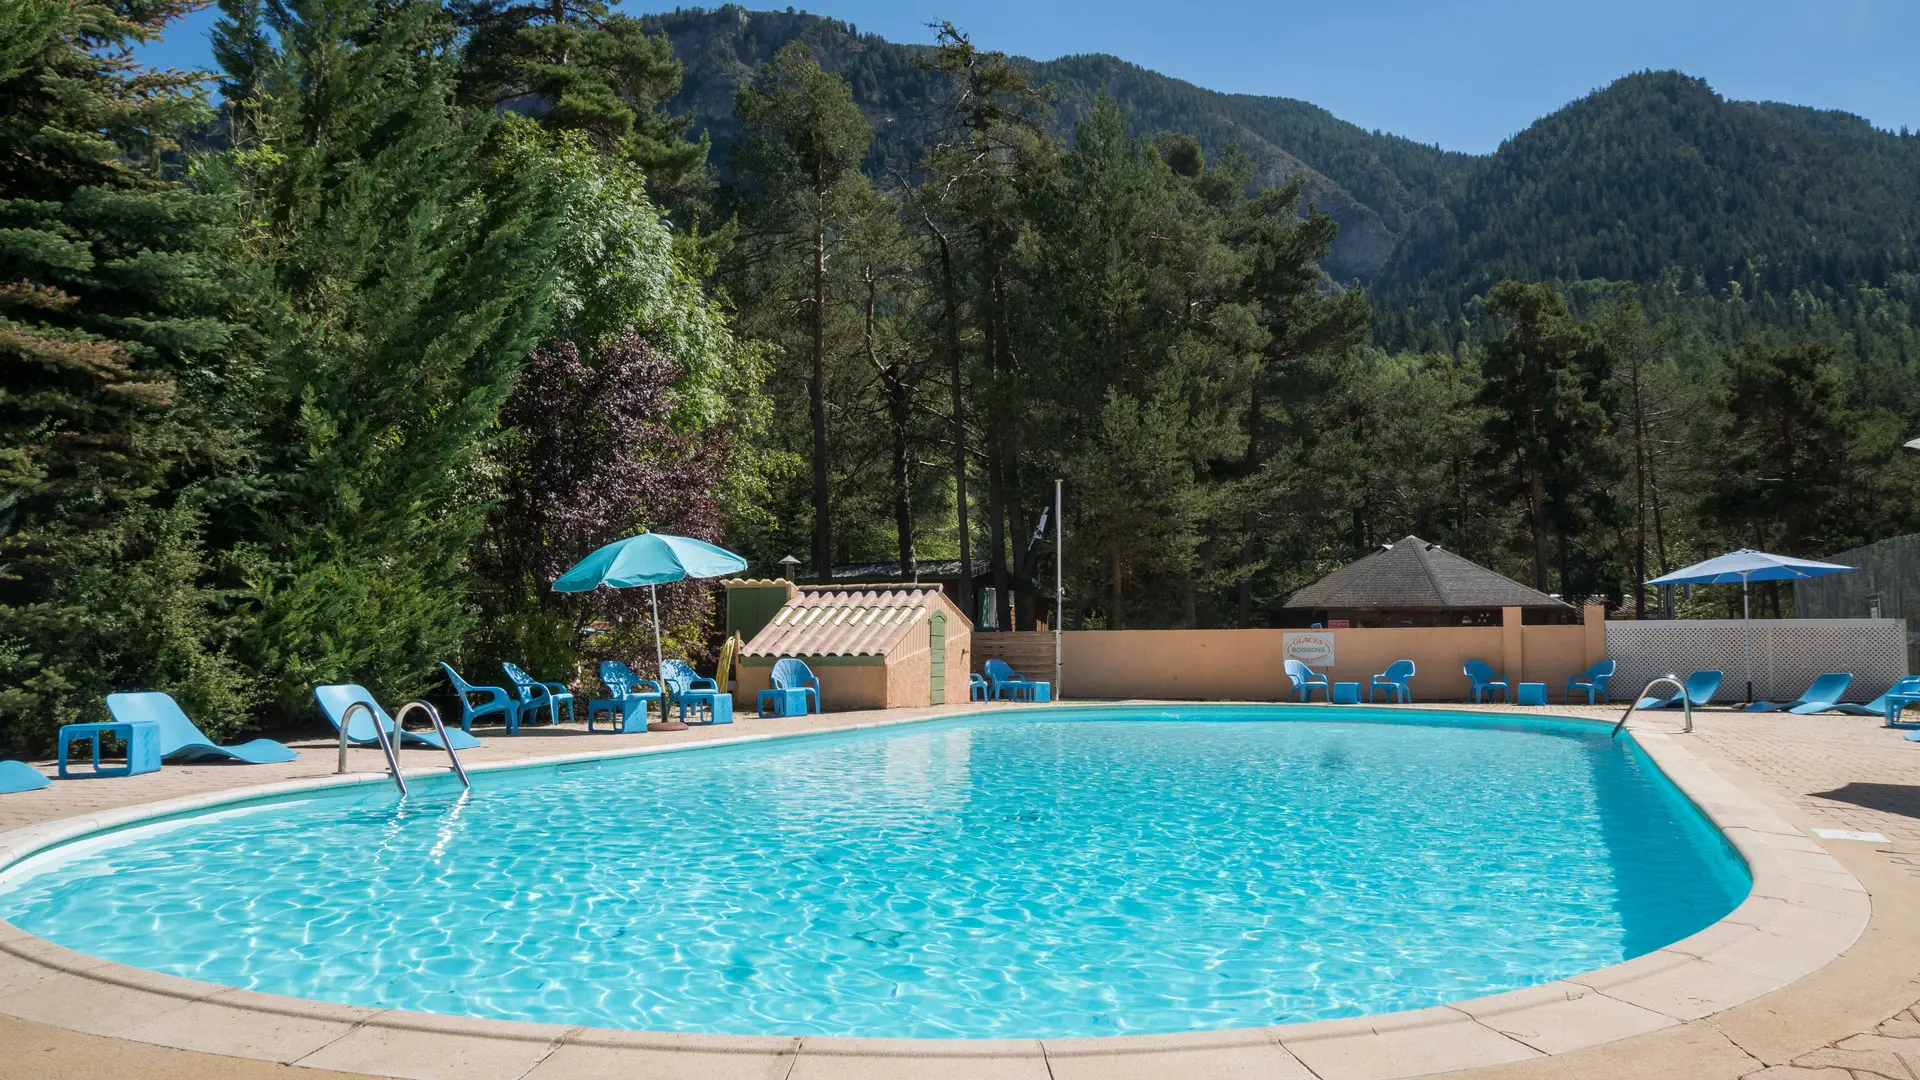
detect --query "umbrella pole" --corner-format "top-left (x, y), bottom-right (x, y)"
top-left (1743, 574), bottom-right (1752, 704)
top-left (647, 582), bottom-right (687, 733)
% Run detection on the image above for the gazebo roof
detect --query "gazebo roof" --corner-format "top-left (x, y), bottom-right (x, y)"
top-left (1283, 536), bottom-right (1574, 612)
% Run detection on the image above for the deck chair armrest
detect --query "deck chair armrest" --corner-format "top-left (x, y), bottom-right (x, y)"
top-left (462, 685), bottom-right (512, 706)
top-left (540, 682), bottom-right (572, 696)
top-left (689, 677), bottom-right (719, 691)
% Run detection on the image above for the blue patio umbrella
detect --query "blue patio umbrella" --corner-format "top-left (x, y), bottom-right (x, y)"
top-left (1647, 549), bottom-right (1854, 702)
top-left (552, 533), bottom-right (748, 725)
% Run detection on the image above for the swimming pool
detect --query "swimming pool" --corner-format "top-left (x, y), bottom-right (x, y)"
top-left (0, 706), bottom-right (1749, 1039)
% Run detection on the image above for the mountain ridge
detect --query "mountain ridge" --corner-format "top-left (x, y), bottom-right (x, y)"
top-left (644, 6), bottom-right (1920, 324)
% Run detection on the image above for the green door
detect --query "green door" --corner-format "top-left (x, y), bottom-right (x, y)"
top-left (929, 612), bottom-right (946, 704)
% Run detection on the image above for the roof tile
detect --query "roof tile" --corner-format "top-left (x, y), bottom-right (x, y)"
top-left (742, 584), bottom-right (952, 657)
top-left (1284, 536), bottom-right (1574, 611)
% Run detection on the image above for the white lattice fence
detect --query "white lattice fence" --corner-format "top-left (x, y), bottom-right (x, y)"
top-left (1607, 620), bottom-right (1909, 703)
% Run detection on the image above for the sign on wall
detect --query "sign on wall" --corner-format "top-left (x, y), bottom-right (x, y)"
top-left (1282, 631), bottom-right (1336, 666)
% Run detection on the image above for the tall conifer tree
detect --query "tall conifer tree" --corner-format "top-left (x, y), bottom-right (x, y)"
top-left (0, 0), bottom-right (243, 748)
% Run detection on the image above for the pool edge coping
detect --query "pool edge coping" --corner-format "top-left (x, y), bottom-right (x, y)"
top-left (0, 704), bottom-right (1870, 1080)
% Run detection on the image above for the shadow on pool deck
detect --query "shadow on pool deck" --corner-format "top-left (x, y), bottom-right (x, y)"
top-left (1808, 782), bottom-right (1920, 822)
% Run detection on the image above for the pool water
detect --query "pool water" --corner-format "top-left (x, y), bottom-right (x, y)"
top-left (0, 707), bottom-right (1749, 1038)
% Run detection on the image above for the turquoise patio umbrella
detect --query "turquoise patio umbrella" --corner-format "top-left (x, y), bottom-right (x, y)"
top-left (1647, 548), bottom-right (1854, 702)
top-left (551, 532), bottom-right (749, 700)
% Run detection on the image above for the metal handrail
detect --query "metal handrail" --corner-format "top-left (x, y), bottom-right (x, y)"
top-left (1610, 676), bottom-right (1693, 739)
top-left (333, 699), bottom-right (470, 795)
top-left (338, 700), bottom-right (407, 793)
top-left (394, 700), bottom-right (469, 790)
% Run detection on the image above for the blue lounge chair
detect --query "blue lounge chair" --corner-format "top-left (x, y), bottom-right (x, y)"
top-left (1369, 660), bottom-right (1416, 703)
top-left (589, 661), bottom-right (660, 732)
top-left (1566, 659), bottom-right (1616, 704)
top-left (1746, 673), bottom-right (1854, 714)
top-left (439, 663), bottom-right (520, 734)
top-left (1285, 659), bottom-right (1330, 702)
top-left (984, 658), bottom-right (1046, 701)
top-left (314, 684), bottom-right (480, 750)
top-left (1828, 676), bottom-right (1920, 718)
top-left (1463, 659), bottom-right (1508, 704)
top-left (105, 691), bottom-right (298, 764)
top-left (0, 760), bottom-right (51, 793)
top-left (1635, 670), bottom-right (1723, 711)
top-left (502, 662), bottom-right (573, 726)
top-left (661, 659), bottom-right (732, 725)
top-left (759, 658), bottom-right (821, 717)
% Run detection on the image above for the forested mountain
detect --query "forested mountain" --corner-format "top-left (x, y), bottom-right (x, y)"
top-left (642, 5), bottom-right (1474, 279)
top-left (644, 6), bottom-right (1920, 335)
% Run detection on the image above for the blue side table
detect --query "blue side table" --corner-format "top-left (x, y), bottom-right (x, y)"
top-left (1331, 682), bottom-right (1361, 705)
top-left (1887, 694), bottom-right (1920, 729)
top-left (1020, 682), bottom-right (1052, 703)
top-left (58, 720), bottom-right (162, 779)
top-left (759, 687), bottom-right (809, 718)
top-left (1516, 682), bottom-right (1548, 706)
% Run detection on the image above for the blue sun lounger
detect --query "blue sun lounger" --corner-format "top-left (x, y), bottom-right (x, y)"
top-left (1828, 676), bottom-right (1920, 719)
top-left (1635, 670), bottom-right (1723, 711)
top-left (314, 684), bottom-right (480, 750)
top-left (106, 691), bottom-right (298, 764)
top-left (1745, 673), bottom-right (1854, 714)
top-left (0, 760), bottom-right (51, 794)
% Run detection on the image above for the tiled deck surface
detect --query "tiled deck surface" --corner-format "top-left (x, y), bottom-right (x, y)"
top-left (3, 700), bottom-right (1920, 1079)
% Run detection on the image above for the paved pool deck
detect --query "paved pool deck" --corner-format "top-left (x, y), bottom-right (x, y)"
top-left (2, 700), bottom-right (1919, 1080)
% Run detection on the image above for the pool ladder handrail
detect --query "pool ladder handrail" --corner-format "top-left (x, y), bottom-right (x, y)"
top-left (335, 699), bottom-right (470, 795)
top-left (1609, 675), bottom-right (1692, 739)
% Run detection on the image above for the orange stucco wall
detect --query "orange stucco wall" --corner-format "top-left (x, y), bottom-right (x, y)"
top-left (978, 605), bottom-right (1605, 703)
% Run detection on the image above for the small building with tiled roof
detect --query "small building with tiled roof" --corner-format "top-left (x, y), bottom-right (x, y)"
top-left (734, 584), bottom-right (972, 711)
top-left (1281, 536), bottom-right (1578, 628)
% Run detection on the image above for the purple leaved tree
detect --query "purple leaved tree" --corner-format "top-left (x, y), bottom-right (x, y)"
top-left (473, 330), bottom-right (727, 684)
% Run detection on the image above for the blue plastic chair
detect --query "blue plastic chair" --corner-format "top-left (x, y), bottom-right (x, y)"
top-left (105, 691), bottom-right (297, 764)
top-left (1566, 659), bottom-right (1616, 704)
top-left (969, 673), bottom-right (989, 701)
top-left (0, 760), bottom-right (51, 793)
top-left (1284, 659), bottom-right (1330, 702)
top-left (661, 659), bottom-right (732, 725)
top-left (984, 658), bottom-right (1042, 701)
top-left (758, 658), bottom-right (820, 717)
top-left (1369, 660), bottom-right (1416, 703)
top-left (439, 663), bottom-right (520, 734)
top-left (1746, 673), bottom-right (1854, 714)
top-left (313, 684), bottom-right (481, 750)
top-left (1831, 675), bottom-right (1920, 718)
top-left (589, 661), bottom-right (660, 732)
top-left (1635, 670), bottom-right (1724, 711)
top-left (1462, 659), bottom-right (1508, 704)
top-left (502, 662), bottom-right (573, 726)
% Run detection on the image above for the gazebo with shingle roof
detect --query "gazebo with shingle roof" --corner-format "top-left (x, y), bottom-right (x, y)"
top-left (735, 584), bottom-right (972, 711)
top-left (1281, 536), bottom-right (1577, 628)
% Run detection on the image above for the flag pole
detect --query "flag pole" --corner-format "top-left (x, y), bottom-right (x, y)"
top-left (1054, 479), bottom-right (1063, 698)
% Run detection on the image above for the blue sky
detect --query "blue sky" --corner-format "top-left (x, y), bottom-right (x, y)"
top-left (143, 1), bottom-right (1918, 154)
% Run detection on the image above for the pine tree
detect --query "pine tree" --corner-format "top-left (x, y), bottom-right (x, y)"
top-left (1477, 280), bottom-right (1623, 596)
top-left (0, 0), bottom-right (244, 749)
top-left (727, 42), bottom-right (878, 584)
top-left (453, 0), bottom-right (706, 207)
top-left (212, 0), bottom-right (568, 713)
